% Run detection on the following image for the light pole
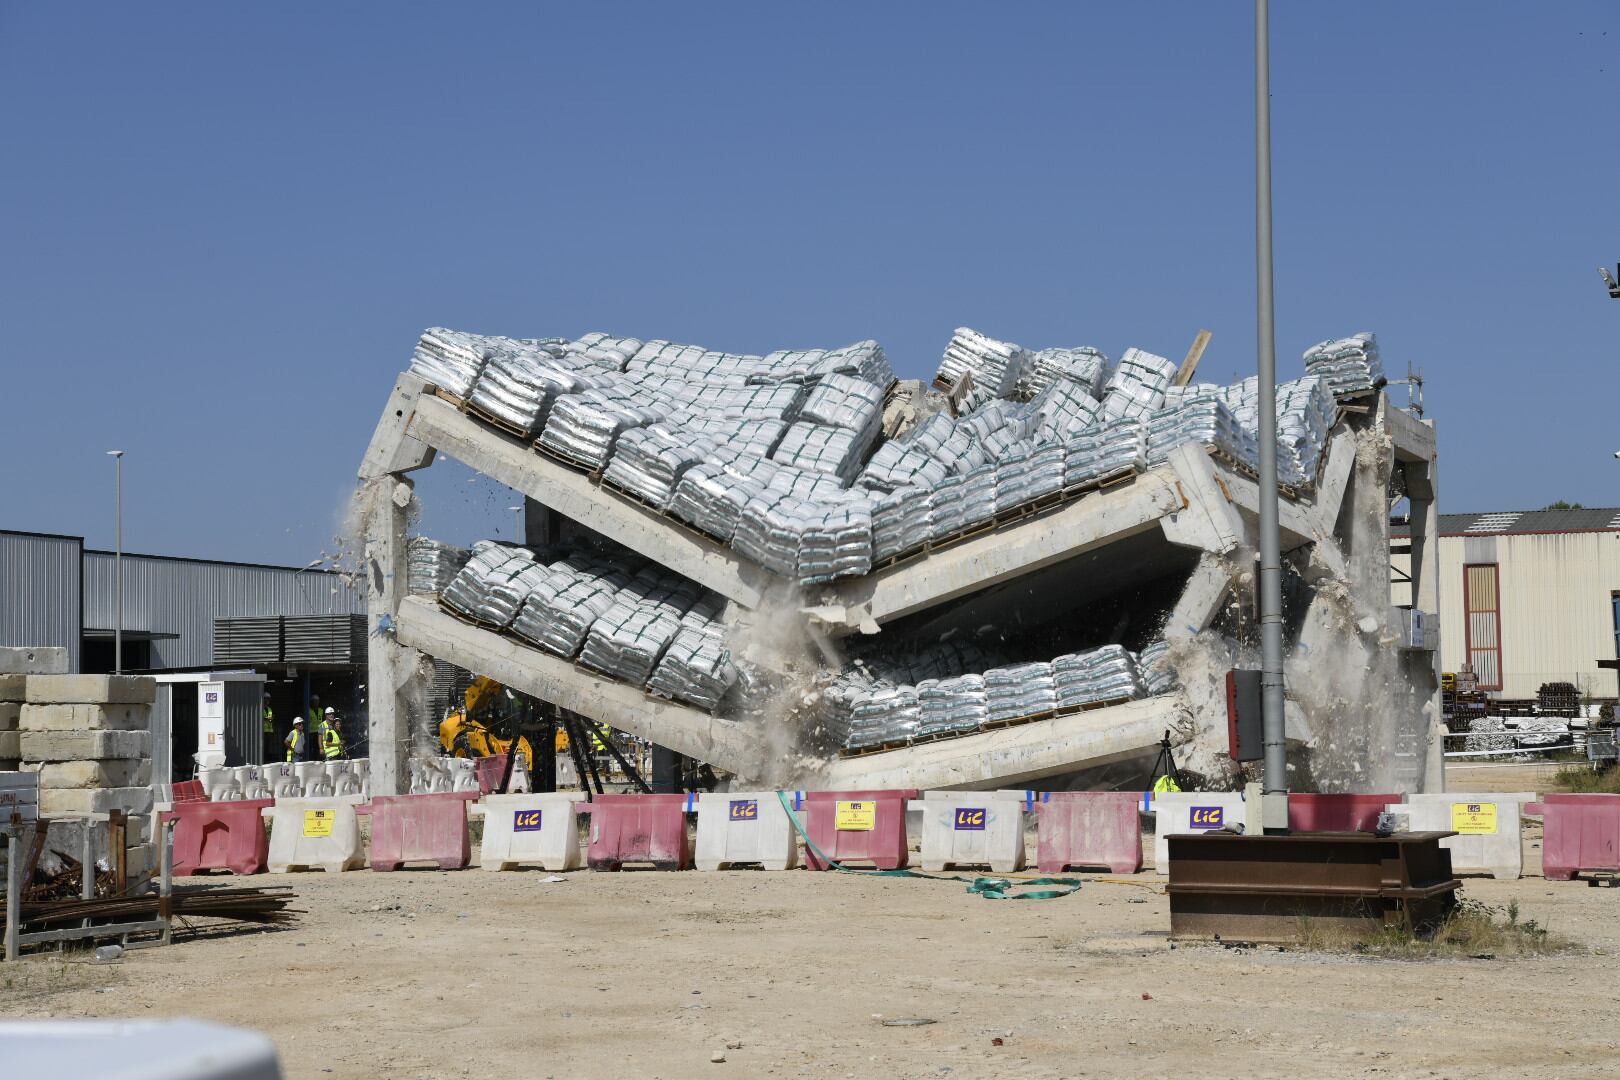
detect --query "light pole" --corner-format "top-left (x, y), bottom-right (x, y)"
top-left (1254, 0), bottom-right (1288, 830)
top-left (106, 450), bottom-right (124, 674)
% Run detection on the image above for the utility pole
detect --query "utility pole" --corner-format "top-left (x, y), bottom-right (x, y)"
top-left (106, 450), bottom-right (125, 674)
top-left (1254, 0), bottom-right (1288, 831)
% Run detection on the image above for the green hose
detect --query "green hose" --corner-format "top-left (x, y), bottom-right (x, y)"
top-left (773, 791), bottom-right (1081, 901)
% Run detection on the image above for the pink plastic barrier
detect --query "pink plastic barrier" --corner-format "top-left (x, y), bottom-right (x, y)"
top-left (804, 789), bottom-right (917, 871)
top-left (1032, 791), bottom-right (1144, 874)
top-left (584, 793), bottom-right (692, 871)
top-left (161, 798), bottom-right (274, 877)
top-left (1533, 794), bottom-right (1620, 881)
top-left (360, 791), bottom-right (478, 872)
top-left (473, 754), bottom-right (510, 795)
top-left (1288, 793), bottom-right (1399, 832)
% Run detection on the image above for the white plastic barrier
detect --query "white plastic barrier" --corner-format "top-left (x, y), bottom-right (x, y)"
top-left (293, 762), bottom-right (331, 797)
top-left (1149, 791), bottom-right (1246, 873)
top-left (197, 766), bottom-right (232, 801)
top-left (448, 758), bottom-right (479, 793)
top-left (262, 762), bottom-right (301, 799)
top-left (694, 791), bottom-right (803, 871)
top-left (915, 791), bottom-right (1027, 873)
top-left (262, 796), bottom-right (366, 873)
top-left (471, 793), bottom-right (586, 871)
top-left (1387, 792), bottom-right (1534, 880)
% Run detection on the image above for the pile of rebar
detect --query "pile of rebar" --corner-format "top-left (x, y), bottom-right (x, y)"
top-left (5, 885), bottom-right (300, 930)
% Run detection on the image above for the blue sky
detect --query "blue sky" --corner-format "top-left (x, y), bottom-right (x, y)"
top-left (2, 3), bottom-right (1616, 565)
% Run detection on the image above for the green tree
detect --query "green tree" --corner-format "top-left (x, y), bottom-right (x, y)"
top-left (1542, 501), bottom-right (1584, 510)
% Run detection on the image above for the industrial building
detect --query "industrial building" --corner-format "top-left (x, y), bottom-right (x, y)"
top-left (0, 529), bottom-right (366, 778)
top-left (1394, 508), bottom-right (1620, 702)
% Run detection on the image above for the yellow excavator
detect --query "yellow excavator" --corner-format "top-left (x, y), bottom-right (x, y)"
top-left (438, 676), bottom-right (537, 766)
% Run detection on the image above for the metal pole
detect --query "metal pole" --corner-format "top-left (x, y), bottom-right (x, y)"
top-left (5, 832), bottom-right (19, 961)
top-left (108, 450), bottom-right (124, 674)
top-left (1255, 0), bottom-right (1288, 815)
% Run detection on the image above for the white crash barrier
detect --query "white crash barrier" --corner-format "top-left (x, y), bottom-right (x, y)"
top-left (262, 795), bottom-right (366, 873)
top-left (1149, 791), bottom-right (1246, 873)
top-left (262, 762), bottom-right (301, 798)
top-left (694, 791), bottom-right (804, 871)
top-left (915, 791), bottom-right (1026, 873)
top-left (1387, 792), bottom-right (1535, 880)
top-left (293, 762), bottom-right (332, 797)
top-left (471, 793), bottom-right (586, 871)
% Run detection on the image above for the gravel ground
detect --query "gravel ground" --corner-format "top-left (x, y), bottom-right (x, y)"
top-left (3, 825), bottom-right (1618, 1080)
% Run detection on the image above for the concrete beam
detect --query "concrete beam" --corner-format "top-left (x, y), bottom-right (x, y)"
top-left (835, 471), bottom-right (1184, 626)
top-left (393, 596), bottom-right (761, 775)
top-left (1164, 554), bottom-right (1239, 644)
top-left (1380, 395), bottom-right (1436, 464)
top-left (1159, 446), bottom-right (1247, 555)
top-left (821, 696), bottom-right (1176, 790)
top-left (359, 374), bottom-right (436, 482)
top-left (407, 393), bottom-right (775, 609)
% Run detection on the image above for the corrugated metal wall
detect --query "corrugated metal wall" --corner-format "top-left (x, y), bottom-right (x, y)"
top-left (1437, 531), bottom-right (1620, 699)
top-left (0, 531), bottom-right (82, 670)
top-left (82, 552), bottom-right (363, 670)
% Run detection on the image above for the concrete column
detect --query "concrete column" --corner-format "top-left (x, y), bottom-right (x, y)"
top-left (365, 479), bottom-right (415, 796)
top-left (523, 496), bottom-right (563, 549)
top-left (1406, 445), bottom-right (1446, 794)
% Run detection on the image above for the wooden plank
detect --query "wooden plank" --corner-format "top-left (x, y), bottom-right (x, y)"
top-left (1173, 329), bottom-right (1213, 388)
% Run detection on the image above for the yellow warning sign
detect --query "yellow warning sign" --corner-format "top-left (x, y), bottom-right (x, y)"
top-left (303, 809), bottom-right (334, 838)
top-left (834, 800), bottom-right (876, 831)
top-left (1451, 802), bottom-right (1497, 834)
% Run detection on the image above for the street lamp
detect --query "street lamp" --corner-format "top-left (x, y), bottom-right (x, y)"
top-left (1254, 0), bottom-right (1288, 831)
top-left (106, 450), bottom-right (124, 674)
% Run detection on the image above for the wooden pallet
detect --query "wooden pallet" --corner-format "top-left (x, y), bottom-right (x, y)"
top-left (838, 738), bottom-right (912, 759)
top-left (533, 440), bottom-right (601, 478)
top-left (430, 387), bottom-right (466, 409)
top-left (1051, 695), bottom-right (1134, 717)
top-left (465, 402), bottom-right (535, 442)
top-left (1097, 467), bottom-right (1137, 491)
top-left (980, 708), bottom-right (1056, 732)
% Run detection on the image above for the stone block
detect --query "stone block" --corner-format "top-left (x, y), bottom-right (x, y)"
top-left (0, 647), bottom-right (69, 675)
top-left (25, 674), bottom-right (157, 705)
top-left (0, 675), bottom-right (25, 702)
top-left (0, 759), bottom-right (17, 772)
top-left (0, 732), bottom-right (17, 759)
top-left (23, 759), bottom-right (151, 788)
top-left (19, 729), bottom-right (149, 762)
top-left (20, 703), bottom-right (151, 732)
top-left (0, 702), bottom-right (18, 730)
top-left (40, 786), bottom-right (154, 817)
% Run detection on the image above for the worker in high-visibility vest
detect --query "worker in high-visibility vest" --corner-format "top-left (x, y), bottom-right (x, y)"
top-left (319, 707), bottom-right (346, 760)
top-left (261, 691), bottom-right (277, 762)
top-left (284, 717), bottom-right (307, 762)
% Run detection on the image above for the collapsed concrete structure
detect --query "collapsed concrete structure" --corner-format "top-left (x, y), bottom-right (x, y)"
top-left (357, 328), bottom-right (1443, 796)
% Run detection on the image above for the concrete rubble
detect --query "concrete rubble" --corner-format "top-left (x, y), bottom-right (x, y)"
top-left (358, 323), bottom-right (1444, 796)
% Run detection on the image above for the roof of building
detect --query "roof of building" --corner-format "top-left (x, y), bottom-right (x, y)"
top-left (1392, 508), bottom-right (1620, 537)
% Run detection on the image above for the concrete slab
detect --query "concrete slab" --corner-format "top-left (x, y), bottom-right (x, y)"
top-left (836, 471), bottom-right (1184, 626)
top-left (393, 596), bottom-right (760, 777)
top-left (23, 759), bottom-right (152, 789)
top-left (19, 730), bottom-right (149, 762)
top-left (39, 785), bottom-right (155, 817)
top-left (406, 392), bottom-right (776, 609)
top-left (19, 703), bottom-right (152, 732)
top-left (0, 647), bottom-right (69, 675)
top-left (0, 732), bottom-right (17, 759)
top-left (822, 696), bottom-right (1177, 791)
top-left (25, 674), bottom-right (157, 705)
top-left (0, 674), bottom-right (26, 702)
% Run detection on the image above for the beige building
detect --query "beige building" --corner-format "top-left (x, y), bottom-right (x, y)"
top-left (1396, 508), bottom-right (1620, 701)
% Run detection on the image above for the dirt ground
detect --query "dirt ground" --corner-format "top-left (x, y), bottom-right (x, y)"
top-left (4, 810), bottom-right (1619, 1080)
